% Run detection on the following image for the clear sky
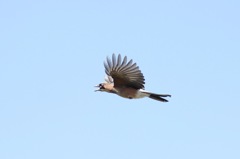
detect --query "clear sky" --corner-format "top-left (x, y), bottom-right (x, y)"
top-left (0, 0), bottom-right (240, 159)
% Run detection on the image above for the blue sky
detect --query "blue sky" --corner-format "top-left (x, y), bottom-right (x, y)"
top-left (0, 0), bottom-right (240, 159)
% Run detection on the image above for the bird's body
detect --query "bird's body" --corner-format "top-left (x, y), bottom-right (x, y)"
top-left (115, 87), bottom-right (141, 99)
top-left (95, 54), bottom-right (171, 102)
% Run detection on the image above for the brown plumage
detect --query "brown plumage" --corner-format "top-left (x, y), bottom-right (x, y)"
top-left (95, 54), bottom-right (171, 102)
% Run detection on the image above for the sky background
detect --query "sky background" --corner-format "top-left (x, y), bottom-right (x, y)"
top-left (0, 0), bottom-right (240, 159)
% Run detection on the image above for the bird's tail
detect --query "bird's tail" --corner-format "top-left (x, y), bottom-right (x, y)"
top-left (140, 90), bottom-right (171, 102)
top-left (148, 93), bottom-right (171, 102)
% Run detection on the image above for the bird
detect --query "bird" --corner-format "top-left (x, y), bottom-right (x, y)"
top-left (95, 54), bottom-right (171, 102)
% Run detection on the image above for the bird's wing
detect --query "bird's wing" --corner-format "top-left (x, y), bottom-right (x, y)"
top-left (104, 75), bottom-right (114, 83)
top-left (104, 54), bottom-right (145, 89)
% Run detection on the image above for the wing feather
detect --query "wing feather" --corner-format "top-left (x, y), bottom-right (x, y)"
top-left (112, 54), bottom-right (116, 70)
top-left (104, 54), bottom-right (145, 89)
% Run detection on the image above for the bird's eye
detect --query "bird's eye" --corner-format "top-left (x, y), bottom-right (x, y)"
top-left (98, 84), bottom-right (104, 89)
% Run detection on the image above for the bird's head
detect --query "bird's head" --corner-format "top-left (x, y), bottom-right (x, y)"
top-left (95, 83), bottom-right (115, 93)
top-left (95, 83), bottom-right (107, 92)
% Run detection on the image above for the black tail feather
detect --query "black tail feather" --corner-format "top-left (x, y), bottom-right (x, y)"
top-left (140, 90), bottom-right (171, 102)
top-left (149, 94), bottom-right (170, 102)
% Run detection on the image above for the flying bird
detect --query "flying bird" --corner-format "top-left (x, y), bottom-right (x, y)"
top-left (95, 54), bottom-right (171, 102)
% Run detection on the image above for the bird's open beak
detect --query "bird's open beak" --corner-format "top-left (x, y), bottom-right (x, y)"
top-left (94, 85), bottom-right (100, 92)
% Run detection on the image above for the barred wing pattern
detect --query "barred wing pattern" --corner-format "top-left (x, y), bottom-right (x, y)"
top-left (104, 54), bottom-right (145, 89)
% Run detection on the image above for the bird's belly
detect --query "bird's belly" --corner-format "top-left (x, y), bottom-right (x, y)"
top-left (117, 88), bottom-right (148, 99)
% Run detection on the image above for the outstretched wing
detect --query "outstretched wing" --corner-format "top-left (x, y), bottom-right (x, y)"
top-left (104, 54), bottom-right (145, 89)
top-left (104, 75), bottom-right (114, 84)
